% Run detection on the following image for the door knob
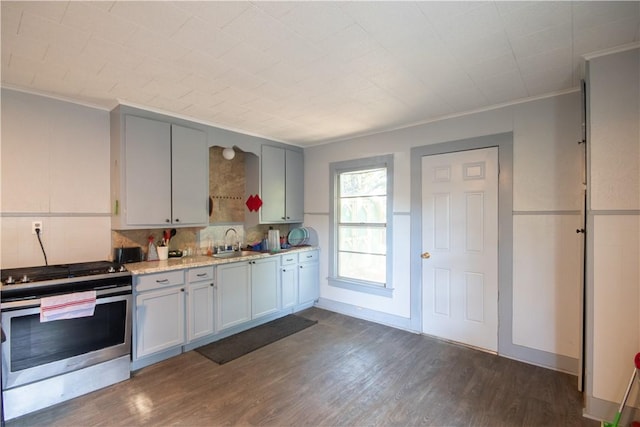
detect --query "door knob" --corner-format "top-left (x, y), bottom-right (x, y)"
top-left (421, 252), bottom-right (431, 259)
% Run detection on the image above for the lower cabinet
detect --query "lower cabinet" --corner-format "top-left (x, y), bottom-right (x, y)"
top-left (134, 267), bottom-right (214, 368)
top-left (216, 256), bottom-right (280, 331)
top-left (135, 283), bottom-right (185, 359)
top-left (186, 267), bottom-right (215, 342)
top-left (251, 256), bottom-right (280, 319)
top-left (280, 250), bottom-right (320, 311)
top-left (216, 262), bottom-right (251, 331)
top-left (298, 251), bottom-right (320, 306)
top-left (281, 253), bottom-right (298, 309)
top-left (132, 249), bottom-right (318, 370)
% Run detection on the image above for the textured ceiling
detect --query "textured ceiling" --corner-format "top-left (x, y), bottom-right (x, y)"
top-left (2, 1), bottom-right (639, 146)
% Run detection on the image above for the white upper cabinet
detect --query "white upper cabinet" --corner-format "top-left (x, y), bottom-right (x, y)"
top-left (171, 124), bottom-right (208, 226)
top-left (111, 109), bottom-right (209, 229)
top-left (124, 115), bottom-right (172, 226)
top-left (285, 149), bottom-right (304, 222)
top-left (260, 145), bottom-right (304, 223)
top-left (1, 89), bottom-right (110, 214)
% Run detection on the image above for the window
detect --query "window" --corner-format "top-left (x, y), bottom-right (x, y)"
top-left (329, 155), bottom-right (393, 297)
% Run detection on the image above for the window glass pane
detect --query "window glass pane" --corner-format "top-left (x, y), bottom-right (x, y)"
top-left (339, 195), bottom-right (386, 223)
top-left (338, 226), bottom-right (386, 254)
top-left (340, 168), bottom-right (386, 197)
top-left (331, 156), bottom-right (392, 291)
top-left (338, 252), bottom-right (386, 284)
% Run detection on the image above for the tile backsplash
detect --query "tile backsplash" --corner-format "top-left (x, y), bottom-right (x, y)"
top-left (112, 223), bottom-right (295, 260)
top-left (209, 146), bottom-right (246, 224)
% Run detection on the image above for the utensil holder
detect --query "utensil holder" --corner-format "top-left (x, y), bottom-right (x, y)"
top-left (157, 246), bottom-right (169, 260)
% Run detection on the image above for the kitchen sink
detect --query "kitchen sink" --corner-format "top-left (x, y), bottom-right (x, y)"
top-left (212, 250), bottom-right (256, 259)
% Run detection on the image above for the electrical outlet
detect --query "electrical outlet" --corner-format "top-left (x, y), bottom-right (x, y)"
top-left (32, 221), bottom-right (43, 235)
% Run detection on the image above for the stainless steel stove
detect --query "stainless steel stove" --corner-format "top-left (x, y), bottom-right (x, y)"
top-left (1, 261), bottom-right (132, 421)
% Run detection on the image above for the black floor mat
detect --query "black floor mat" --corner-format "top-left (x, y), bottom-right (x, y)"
top-left (195, 314), bottom-right (317, 364)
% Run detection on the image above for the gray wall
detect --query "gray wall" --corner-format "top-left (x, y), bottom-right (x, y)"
top-left (304, 91), bottom-right (584, 373)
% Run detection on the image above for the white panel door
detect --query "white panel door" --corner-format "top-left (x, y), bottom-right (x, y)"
top-left (422, 147), bottom-right (498, 351)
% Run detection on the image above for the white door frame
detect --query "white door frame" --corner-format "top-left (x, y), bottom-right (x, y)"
top-left (410, 133), bottom-right (516, 356)
top-left (411, 133), bottom-right (579, 371)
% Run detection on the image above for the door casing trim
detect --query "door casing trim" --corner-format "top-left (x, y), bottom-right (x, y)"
top-left (411, 133), bottom-right (511, 351)
top-left (410, 132), bottom-right (576, 372)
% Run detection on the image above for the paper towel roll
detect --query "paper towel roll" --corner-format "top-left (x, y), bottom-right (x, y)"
top-left (268, 229), bottom-right (280, 252)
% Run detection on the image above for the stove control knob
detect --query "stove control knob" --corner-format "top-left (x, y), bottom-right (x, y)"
top-left (107, 266), bottom-right (116, 274)
top-left (21, 275), bottom-right (29, 283)
top-left (5, 276), bottom-right (15, 284)
top-left (118, 265), bottom-right (127, 272)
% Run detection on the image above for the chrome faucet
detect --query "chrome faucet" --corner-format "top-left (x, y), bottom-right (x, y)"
top-left (224, 228), bottom-right (239, 251)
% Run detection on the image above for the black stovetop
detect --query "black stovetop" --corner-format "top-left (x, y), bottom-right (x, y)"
top-left (1, 261), bottom-right (127, 286)
top-left (1, 261), bottom-right (132, 303)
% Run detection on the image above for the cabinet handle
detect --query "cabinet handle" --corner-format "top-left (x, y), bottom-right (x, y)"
top-left (165, 219), bottom-right (170, 223)
top-left (175, 218), bottom-right (180, 223)
top-left (210, 283), bottom-right (214, 287)
top-left (197, 273), bottom-right (207, 277)
top-left (156, 279), bottom-right (170, 283)
top-left (181, 288), bottom-right (185, 292)
top-left (306, 255), bottom-right (312, 259)
top-left (285, 258), bottom-right (293, 262)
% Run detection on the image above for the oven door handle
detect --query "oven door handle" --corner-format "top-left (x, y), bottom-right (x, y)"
top-left (1, 285), bottom-right (132, 310)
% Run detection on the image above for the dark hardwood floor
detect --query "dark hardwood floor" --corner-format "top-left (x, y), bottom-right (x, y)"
top-left (8, 308), bottom-right (598, 426)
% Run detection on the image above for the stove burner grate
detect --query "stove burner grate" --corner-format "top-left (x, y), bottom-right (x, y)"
top-left (1, 261), bottom-right (127, 287)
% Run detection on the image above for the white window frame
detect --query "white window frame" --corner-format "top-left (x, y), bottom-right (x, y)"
top-left (328, 155), bottom-right (394, 297)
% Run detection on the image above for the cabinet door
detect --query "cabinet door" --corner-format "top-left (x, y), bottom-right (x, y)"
top-left (298, 260), bottom-right (319, 305)
top-left (261, 145), bottom-right (286, 222)
top-left (187, 281), bottom-right (215, 342)
top-left (251, 257), bottom-right (280, 319)
top-left (216, 262), bottom-right (251, 331)
top-left (136, 286), bottom-right (185, 358)
top-left (285, 149), bottom-right (304, 222)
top-left (281, 265), bottom-right (298, 309)
top-left (171, 124), bottom-right (208, 225)
top-left (125, 115), bottom-right (172, 225)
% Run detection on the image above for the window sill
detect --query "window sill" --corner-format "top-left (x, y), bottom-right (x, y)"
top-left (328, 277), bottom-right (394, 298)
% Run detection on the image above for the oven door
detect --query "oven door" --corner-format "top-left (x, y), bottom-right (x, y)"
top-left (1, 290), bottom-right (131, 390)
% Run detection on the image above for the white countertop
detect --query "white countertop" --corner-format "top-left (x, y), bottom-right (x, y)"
top-left (125, 246), bottom-right (318, 275)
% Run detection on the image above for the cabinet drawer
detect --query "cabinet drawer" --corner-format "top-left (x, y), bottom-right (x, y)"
top-left (281, 253), bottom-right (298, 266)
top-left (188, 266), bottom-right (214, 283)
top-left (298, 250), bottom-right (318, 263)
top-left (136, 270), bottom-right (184, 292)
